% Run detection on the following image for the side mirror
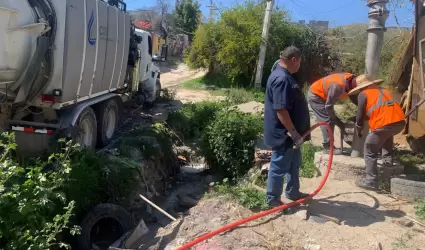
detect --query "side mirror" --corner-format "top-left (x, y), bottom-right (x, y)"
top-left (152, 44), bottom-right (168, 62)
top-left (135, 35), bottom-right (142, 44)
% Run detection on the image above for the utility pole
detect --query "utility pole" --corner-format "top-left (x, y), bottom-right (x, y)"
top-left (207, 0), bottom-right (217, 23)
top-left (254, 0), bottom-right (274, 88)
top-left (351, 0), bottom-right (389, 158)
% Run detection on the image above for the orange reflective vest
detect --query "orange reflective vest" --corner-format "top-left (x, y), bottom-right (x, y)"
top-left (311, 73), bottom-right (353, 101)
top-left (363, 87), bottom-right (405, 131)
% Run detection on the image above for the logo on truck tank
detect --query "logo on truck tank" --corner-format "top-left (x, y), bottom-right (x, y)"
top-left (88, 10), bottom-right (97, 46)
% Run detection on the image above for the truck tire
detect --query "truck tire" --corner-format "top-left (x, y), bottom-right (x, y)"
top-left (75, 107), bottom-right (97, 150)
top-left (390, 175), bottom-right (425, 200)
top-left (155, 79), bottom-right (162, 99)
top-left (97, 98), bottom-right (120, 147)
top-left (76, 203), bottom-right (133, 250)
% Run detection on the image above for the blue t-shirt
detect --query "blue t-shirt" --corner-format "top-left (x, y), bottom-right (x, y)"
top-left (264, 65), bottom-right (311, 149)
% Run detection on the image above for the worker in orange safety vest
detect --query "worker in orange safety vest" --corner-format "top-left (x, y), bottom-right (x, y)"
top-left (348, 74), bottom-right (406, 191)
top-left (307, 73), bottom-right (358, 154)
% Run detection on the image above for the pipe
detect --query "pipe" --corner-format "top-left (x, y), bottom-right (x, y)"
top-left (352, 0), bottom-right (389, 158)
top-left (364, 0), bottom-right (389, 79)
top-left (139, 194), bottom-right (177, 222)
top-left (177, 122), bottom-right (334, 250)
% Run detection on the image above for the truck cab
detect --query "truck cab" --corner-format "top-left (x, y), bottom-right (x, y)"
top-left (134, 28), bottom-right (162, 105)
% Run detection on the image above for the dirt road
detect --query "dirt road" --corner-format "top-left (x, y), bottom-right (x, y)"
top-left (159, 63), bottom-right (226, 103)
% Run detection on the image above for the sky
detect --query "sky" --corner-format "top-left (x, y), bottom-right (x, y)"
top-left (125, 0), bottom-right (414, 28)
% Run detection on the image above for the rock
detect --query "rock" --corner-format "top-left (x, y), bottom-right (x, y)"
top-left (309, 215), bottom-right (327, 224)
top-left (205, 175), bottom-right (214, 184)
top-left (395, 218), bottom-right (414, 228)
top-left (196, 242), bottom-right (226, 250)
top-left (152, 112), bottom-right (168, 123)
top-left (416, 164), bottom-right (425, 171)
top-left (164, 238), bottom-right (186, 250)
top-left (123, 219), bottom-right (149, 248)
top-left (261, 163), bottom-right (270, 172)
top-left (178, 194), bottom-right (199, 208)
top-left (181, 163), bottom-right (207, 174)
top-left (315, 151), bottom-right (405, 190)
top-left (303, 239), bottom-right (321, 250)
top-left (294, 208), bottom-right (308, 220)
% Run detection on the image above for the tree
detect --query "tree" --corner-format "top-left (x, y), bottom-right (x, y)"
top-left (154, 0), bottom-right (171, 38)
top-left (185, 1), bottom-right (339, 87)
top-left (173, 0), bottom-right (201, 40)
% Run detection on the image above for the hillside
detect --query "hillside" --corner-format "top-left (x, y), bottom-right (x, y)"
top-left (329, 23), bottom-right (411, 54)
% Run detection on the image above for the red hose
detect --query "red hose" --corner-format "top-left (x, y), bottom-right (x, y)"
top-left (177, 122), bottom-right (334, 250)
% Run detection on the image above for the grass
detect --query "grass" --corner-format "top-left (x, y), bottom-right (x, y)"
top-left (395, 150), bottom-right (425, 177)
top-left (301, 143), bottom-right (321, 178)
top-left (209, 181), bottom-right (269, 211)
top-left (415, 198), bottom-right (425, 221)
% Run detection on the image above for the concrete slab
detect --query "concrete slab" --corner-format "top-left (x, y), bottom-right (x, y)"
top-left (315, 151), bottom-right (404, 190)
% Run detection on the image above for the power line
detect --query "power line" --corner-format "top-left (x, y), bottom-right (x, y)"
top-left (206, 0), bottom-right (218, 22)
top-left (296, 0), bottom-right (358, 15)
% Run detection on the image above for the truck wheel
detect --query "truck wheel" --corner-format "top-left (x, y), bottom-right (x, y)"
top-left (391, 174), bottom-right (425, 200)
top-left (76, 203), bottom-right (133, 250)
top-left (97, 98), bottom-right (120, 147)
top-left (75, 107), bottom-right (97, 149)
top-left (155, 79), bottom-right (162, 99)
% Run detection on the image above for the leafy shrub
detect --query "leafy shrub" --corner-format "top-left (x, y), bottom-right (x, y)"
top-left (167, 101), bottom-right (225, 140)
top-left (65, 124), bottom-right (177, 218)
top-left (64, 151), bottom-right (139, 218)
top-left (225, 88), bottom-right (265, 105)
top-left (186, 1), bottom-right (339, 87)
top-left (301, 143), bottom-right (321, 178)
top-left (0, 134), bottom-right (80, 249)
top-left (212, 182), bottom-right (268, 210)
top-left (201, 109), bottom-right (263, 180)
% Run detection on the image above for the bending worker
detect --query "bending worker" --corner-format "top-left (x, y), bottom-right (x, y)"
top-left (308, 73), bottom-right (358, 154)
top-left (348, 75), bottom-right (405, 191)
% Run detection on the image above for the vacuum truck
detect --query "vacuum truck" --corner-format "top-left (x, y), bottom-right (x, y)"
top-left (0, 0), bottom-right (167, 155)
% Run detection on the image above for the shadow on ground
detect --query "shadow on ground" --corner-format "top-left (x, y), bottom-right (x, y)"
top-left (308, 192), bottom-right (405, 227)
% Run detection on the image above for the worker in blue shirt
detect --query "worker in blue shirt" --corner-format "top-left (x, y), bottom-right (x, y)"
top-left (264, 46), bottom-right (311, 207)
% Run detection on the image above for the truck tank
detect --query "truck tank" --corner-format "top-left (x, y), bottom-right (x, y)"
top-left (0, 0), bottom-right (47, 102)
top-left (0, 0), bottom-right (131, 108)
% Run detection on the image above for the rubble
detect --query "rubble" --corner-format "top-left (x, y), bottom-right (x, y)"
top-left (314, 151), bottom-right (404, 190)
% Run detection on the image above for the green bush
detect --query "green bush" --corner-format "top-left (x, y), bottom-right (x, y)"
top-left (225, 88), bottom-right (265, 105)
top-left (213, 182), bottom-right (268, 210)
top-left (64, 151), bottom-right (139, 218)
top-left (201, 109), bottom-right (263, 180)
top-left (186, 1), bottom-right (339, 87)
top-left (301, 143), bottom-right (321, 178)
top-left (167, 101), bottom-right (225, 140)
top-left (0, 134), bottom-right (80, 249)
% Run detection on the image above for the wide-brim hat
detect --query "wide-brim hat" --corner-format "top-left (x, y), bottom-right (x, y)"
top-left (348, 74), bottom-right (384, 95)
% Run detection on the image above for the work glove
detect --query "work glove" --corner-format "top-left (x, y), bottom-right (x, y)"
top-left (355, 124), bottom-right (363, 138)
top-left (288, 129), bottom-right (304, 149)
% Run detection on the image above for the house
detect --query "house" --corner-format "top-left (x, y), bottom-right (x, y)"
top-left (129, 10), bottom-right (168, 57)
top-left (390, 0), bottom-right (425, 152)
